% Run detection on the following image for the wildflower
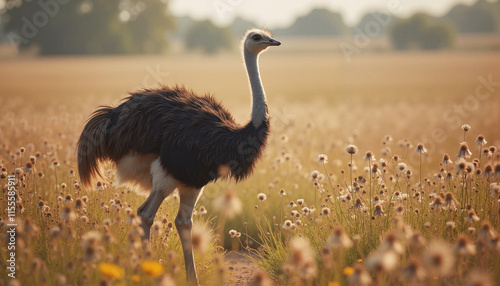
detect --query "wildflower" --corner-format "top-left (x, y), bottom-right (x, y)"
top-left (477, 221), bottom-right (497, 243)
top-left (481, 164), bottom-right (494, 179)
top-left (441, 154), bottom-right (453, 165)
top-left (288, 237), bottom-right (317, 280)
top-left (327, 226), bottom-right (353, 249)
top-left (363, 151), bottom-right (375, 162)
top-left (347, 264), bottom-right (372, 286)
top-left (229, 229), bottom-right (237, 238)
top-left (457, 143), bottom-right (472, 158)
top-left (279, 188), bottom-right (286, 197)
top-left (289, 210), bottom-right (299, 219)
top-left (297, 199), bottom-right (304, 206)
top-left (465, 210), bottom-right (480, 223)
top-left (423, 240), bottom-right (455, 277)
top-left (98, 262), bottom-right (124, 280)
top-left (198, 206), bottom-right (207, 215)
top-left (141, 261), bottom-right (164, 276)
top-left (282, 220), bottom-right (293, 230)
top-left (366, 249), bottom-right (398, 272)
top-left (96, 181), bottom-right (104, 190)
top-left (446, 221), bottom-right (456, 229)
top-left (399, 257), bottom-right (426, 283)
top-left (310, 170), bottom-right (320, 180)
top-left (482, 148), bottom-right (492, 157)
top-left (318, 154), bottom-right (328, 164)
top-left (489, 236), bottom-right (500, 251)
top-left (415, 143), bottom-right (427, 154)
top-left (495, 163), bottom-right (500, 178)
top-left (429, 197), bottom-right (444, 211)
top-left (381, 232), bottom-right (403, 254)
top-left (82, 231), bottom-right (102, 262)
top-left (409, 231), bottom-right (426, 248)
top-left (397, 162), bottom-right (407, 173)
top-left (302, 207), bottom-right (310, 216)
top-left (257, 193), bottom-right (267, 202)
top-left (468, 227), bottom-right (476, 234)
top-left (213, 190), bottom-right (242, 219)
top-left (372, 195), bottom-right (385, 205)
top-left (250, 270), bottom-right (273, 286)
top-left (443, 192), bottom-right (459, 210)
top-left (288, 201), bottom-right (296, 208)
top-left (191, 224), bottom-right (211, 254)
top-left (61, 205), bottom-right (76, 221)
top-left (454, 234), bottom-right (476, 256)
top-left (343, 266), bottom-right (354, 276)
top-left (462, 124), bottom-right (471, 132)
top-left (321, 207), bottom-right (331, 216)
top-left (346, 145), bottom-right (358, 155)
top-left (353, 198), bottom-right (365, 210)
top-left (373, 204), bottom-right (385, 217)
top-left (475, 135), bottom-right (487, 146)
top-left (52, 160), bottom-right (60, 167)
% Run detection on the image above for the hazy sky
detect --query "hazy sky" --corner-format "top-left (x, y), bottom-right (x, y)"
top-left (170, 0), bottom-right (477, 27)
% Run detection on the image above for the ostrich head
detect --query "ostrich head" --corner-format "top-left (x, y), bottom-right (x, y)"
top-left (243, 29), bottom-right (281, 55)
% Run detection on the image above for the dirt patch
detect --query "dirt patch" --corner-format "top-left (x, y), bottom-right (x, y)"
top-left (225, 252), bottom-right (259, 285)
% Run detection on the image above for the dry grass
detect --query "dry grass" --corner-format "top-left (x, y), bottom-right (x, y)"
top-left (0, 46), bottom-right (499, 285)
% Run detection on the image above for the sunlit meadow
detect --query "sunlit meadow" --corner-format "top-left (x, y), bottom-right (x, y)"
top-left (1, 47), bottom-right (500, 285)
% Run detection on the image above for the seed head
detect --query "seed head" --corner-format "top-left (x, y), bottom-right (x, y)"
top-left (346, 145), bottom-right (358, 155)
top-left (257, 193), bottom-right (267, 202)
top-left (415, 143), bottom-right (427, 154)
top-left (457, 143), bottom-right (472, 159)
top-left (327, 226), bottom-right (353, 249)
top-left (363, 151), bottom-right (375, 162)
top-left (475, 135), bottom-right (487, 146)
top-left (423, 240), bottom-right (455, 277)
top-left (454, 234), bottom-right (476, 256)
top-left (318, 154), bottom-right (328, 164)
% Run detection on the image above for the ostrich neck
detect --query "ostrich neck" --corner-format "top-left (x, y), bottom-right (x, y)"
top-left (244, 48), bottom-right (268, 127)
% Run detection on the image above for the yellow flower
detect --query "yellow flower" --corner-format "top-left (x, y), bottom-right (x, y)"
top-left (357, 258), bottom-right (363, 263)
top-left (141, 261), bottom-right (164, 277)
top-left (343, 266), bottom-right (355, 276)
top-left (98, 262), bottom-right (124, 280)
top-left (132, 275), bottom-right (141, 283)
top-left (328, 282), bottom-right (340, 286)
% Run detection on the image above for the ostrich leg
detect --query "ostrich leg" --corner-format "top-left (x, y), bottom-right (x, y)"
top-left (176, 186), bottom-right (202, 286)
top-left (138, 160), bottom-right (178, 240)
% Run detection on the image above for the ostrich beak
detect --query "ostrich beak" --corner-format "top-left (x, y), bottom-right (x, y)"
top-left (266, 38), bottom-right (281, 46)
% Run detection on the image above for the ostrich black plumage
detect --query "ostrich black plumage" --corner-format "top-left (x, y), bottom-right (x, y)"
top-left (77, 29), bottom-right (280, 285)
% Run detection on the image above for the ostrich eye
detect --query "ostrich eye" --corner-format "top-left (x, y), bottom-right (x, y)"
top-left (252, 35), bottom-right (262, 41)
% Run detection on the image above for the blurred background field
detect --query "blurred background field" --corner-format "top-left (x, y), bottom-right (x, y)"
top-left (1, 0), bottom-right (500, 285)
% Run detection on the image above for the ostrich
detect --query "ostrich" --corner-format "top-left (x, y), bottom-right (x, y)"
top-left (77, 29), bottom-right (280, 285)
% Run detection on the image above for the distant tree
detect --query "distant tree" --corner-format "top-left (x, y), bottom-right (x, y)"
top-left (446, 0), bottom-right (500, 34)
top-left (276, 8), bottom-right (347, 37)
top-left (390, 13), bottom-right (455, 50)
top-left (1, 0), bottom-right (175, 55)
top-left (419, 22), bottom-right (455, 50)
top-left (185, 20), bottom-right (232, 54)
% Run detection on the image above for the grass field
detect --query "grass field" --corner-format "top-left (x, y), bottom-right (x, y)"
top-left (1, 45), bottom-right (500, 285)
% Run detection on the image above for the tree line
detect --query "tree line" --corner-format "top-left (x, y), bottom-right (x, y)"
top-left (1, 0), bottom-right (499, 54)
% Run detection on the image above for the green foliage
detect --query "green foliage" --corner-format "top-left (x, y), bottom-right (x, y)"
top-left (446, 0), bottom-right (500, 34)
top-left (2, 0), bottom-right (175, 55)
top-left (184, 20), bottom-right (233, 54)
top-left (390, 14), bottom-right (456, 50)
top-left (276, 8), bottom-right (347, 37)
